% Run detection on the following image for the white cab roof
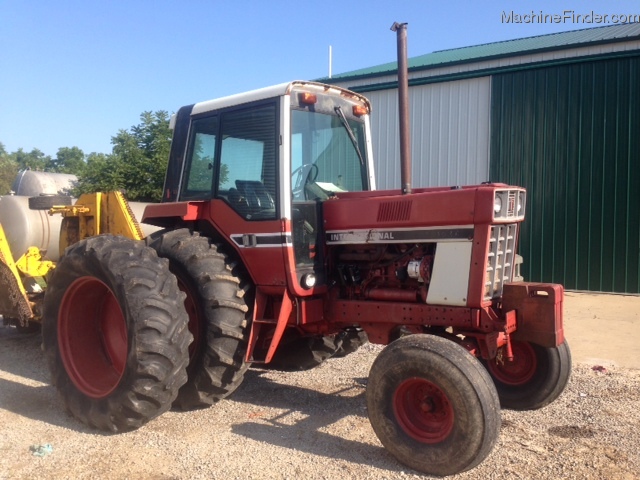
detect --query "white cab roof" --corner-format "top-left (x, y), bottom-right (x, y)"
top-left (191, 81), bottom-right (370, 116)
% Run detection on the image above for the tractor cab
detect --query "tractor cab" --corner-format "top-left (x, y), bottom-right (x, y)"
top-left (144, 81), bottom-right (375, 294)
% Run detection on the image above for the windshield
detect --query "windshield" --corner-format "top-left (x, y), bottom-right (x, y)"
top-left (291, 108), bottom-right (368, 201)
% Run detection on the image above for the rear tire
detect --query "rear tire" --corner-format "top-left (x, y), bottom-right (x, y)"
top-left (333, 328), bottom-right (368, 358)
top-left (42, 235), bottom-right (191, 432)
top-left (366, 334), bottom-right (501, 476)
top-left (266, 334), bottom-right (340, 371)
top-left (484, 340), bottom-right (572, 410)
top-left (147, 229), bottom-right (251, 410)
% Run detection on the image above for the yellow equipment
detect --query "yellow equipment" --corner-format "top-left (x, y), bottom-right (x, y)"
top-left (0, 191), bottom-right (145, 330)
top-left (51, 191), bottom-right (145, 255)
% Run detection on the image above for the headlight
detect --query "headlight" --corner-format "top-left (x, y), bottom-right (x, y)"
top-left (301, 273), bottom-right (316, 289)
top-left (494, 196), bottom-right (502, 214)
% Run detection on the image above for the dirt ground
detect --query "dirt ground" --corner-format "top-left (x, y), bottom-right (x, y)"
top-left (0, 292), bottom-right (639, 479)
top-left (563, 292), bottom-right (640, 369)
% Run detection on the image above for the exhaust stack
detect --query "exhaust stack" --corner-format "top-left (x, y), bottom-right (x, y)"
top-left (391, 22), bottom-right (412, 195)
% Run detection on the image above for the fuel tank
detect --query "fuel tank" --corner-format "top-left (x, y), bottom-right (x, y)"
top-left (0, 195), bottom-right (160, 262)
top-left (0, 195), bottom-right (64, 261)
top-left (11, 170), bottom-right (77, 197)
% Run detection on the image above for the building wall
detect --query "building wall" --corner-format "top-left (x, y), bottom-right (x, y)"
top-left (490, 55), bottom-right (640, 293)
top-left (339, 77), bottom-right (491, 190)
top-left (335, 38), bottom-right (640, 90)
top-left (330, 41), bottom-right (640, 293)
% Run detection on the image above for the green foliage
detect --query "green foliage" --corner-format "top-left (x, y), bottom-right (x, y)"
top-left (72, 153), bottom-right (124, 195)
top-left (0, 142), bottom-right (19, 195)
top-left (75, 111), bottom-right (172, 202)
top-left (50, 146), bottom-right (86, 174)
top-left (12, 148), bottom-right (51, 171)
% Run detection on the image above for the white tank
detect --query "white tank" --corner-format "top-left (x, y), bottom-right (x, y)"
top-left (11, 171), bottom-right (77, 196)
top-left (0, 195), bottom-right (65, 261)
top-left (131, 203), bottom-right (163, 238)
top-left (0, 195), bottom-right (161, 263)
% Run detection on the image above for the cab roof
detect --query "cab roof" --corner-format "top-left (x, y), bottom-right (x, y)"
top-left (191, 80), bottom-right (371, 116)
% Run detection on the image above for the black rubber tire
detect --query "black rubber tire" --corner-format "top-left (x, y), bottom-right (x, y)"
top-left (28, 194), bottom-right (73, 210)
top-left (16, 320), bottom-right (41, 334)
top-left (266, 334), bottom-right (340, 371)
top-left (3, 317), bottom-right (41, 333)
top-left (42, 235), bottom-right (191, 432)
top-left (147, 229), bottom-right (252, 410)
top-left (483, 340), bottom-right (572, 410)
top-left (366, 334), bottom-right (501, 476)
top-left (333, 328), bottom-right (368, 358)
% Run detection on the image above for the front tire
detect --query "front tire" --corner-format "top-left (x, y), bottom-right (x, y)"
top-left (366, 334), bottom-right (501, 476)
top-left (147, 229), bottom-right (252, 410)
top-left (484, 340), bottom-right (572, 410)
top-left (42, 235), bottom-right (191, 432)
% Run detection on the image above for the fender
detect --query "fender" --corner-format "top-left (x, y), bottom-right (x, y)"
top-left (503, 282), bottom-right (564, 347)
top-left (142, 201), bottom-right (205, 229)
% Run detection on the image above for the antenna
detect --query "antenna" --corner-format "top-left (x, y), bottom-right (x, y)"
top-left (328, 45), bottom-right (333, 78)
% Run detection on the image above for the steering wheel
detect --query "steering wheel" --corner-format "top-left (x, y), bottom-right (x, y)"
top-left (292, 163), bottom-right (319, 199)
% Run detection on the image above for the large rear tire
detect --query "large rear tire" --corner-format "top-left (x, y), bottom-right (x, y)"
top-left (42, 235), bottom-right (191, 432)
top-left (265, 328), bottom-right (367, 371)
top-left (147, 229), bottom-right (251, 410)
top-left (366, 334), bottom-right (501, 476)
top-left (484, 340), bottom-right (572, 410)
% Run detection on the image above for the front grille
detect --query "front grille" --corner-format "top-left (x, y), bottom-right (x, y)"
top-left (507, 191), bottom-right (517, 217)
top-left (485, 224), bottom-right (517, 300)
top-left (493, 189), bottom-right (525, 221)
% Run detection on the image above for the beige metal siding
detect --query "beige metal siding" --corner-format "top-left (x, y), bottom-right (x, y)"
top-left (359, 77), bottom-right (490, 189)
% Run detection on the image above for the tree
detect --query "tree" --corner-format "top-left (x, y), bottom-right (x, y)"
top-left (72, 153), bottom-right (124, 196)
top-left (12, 148), bottom-right (51, 171)
top-left (49, 146), bottom-right (86, 175)
top-left (0, 142), bottom-right (19, 195)
top-left (74, 111), bottom-right (172, 202)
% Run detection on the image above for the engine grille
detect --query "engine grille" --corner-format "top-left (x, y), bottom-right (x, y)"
top-left (485, 223), bottom-right (517, 300)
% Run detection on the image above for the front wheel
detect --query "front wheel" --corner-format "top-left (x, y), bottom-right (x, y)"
top-left (42, 235), bottom-right (191, 432)
top-left (366, 334), bottom-right (501, 476)
top-left (483, 340), bottom-right (572, 410)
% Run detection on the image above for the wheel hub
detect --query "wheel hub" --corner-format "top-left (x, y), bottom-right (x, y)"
top-left (488, 341), bottom-right (537, 385)
top-left (393, 377), bottom-right (454, 443)
top-left (58, 276), bottom-right (127, 398)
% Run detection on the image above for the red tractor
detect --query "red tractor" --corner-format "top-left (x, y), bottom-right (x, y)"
top-left (42, 78), bottom-right (570, 475)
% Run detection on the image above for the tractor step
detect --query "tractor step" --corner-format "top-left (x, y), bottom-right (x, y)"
top-left (246, 290), bottom-right (293, 364)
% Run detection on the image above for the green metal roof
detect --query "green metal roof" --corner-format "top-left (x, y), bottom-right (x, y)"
top-left (325, 23), bottom-right (640, 82)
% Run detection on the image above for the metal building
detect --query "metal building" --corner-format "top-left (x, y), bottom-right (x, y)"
top-left (325, 24), bottom-right (640, 293)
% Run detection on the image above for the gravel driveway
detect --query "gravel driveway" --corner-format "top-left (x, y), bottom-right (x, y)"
top-left (1, 298), bottom-right (639, 479)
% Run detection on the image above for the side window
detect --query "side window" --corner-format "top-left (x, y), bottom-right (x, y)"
top-left (181, 116), bottom-right (218, 200)
top-left (217, 104), bottom-right (277, 220)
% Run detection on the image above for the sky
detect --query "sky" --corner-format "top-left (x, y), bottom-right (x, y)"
top-left (2, 0), bottom-right (639, 158)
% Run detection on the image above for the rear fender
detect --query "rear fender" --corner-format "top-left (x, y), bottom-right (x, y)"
top-left (142, 201), bottom-right (204, 229)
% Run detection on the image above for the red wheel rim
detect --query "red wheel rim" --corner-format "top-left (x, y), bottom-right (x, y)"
top-left (58, 277), bottom-right (127, 398)
top-left (393, 377), bottom-right (454, 443)
top-left (176, 276), bottom-right (201, 363)
top-left (488, 341), bottom-right (537, 385)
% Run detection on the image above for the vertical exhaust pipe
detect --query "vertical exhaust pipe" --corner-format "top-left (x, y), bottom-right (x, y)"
top-left (391, 22), bottom-right (412, 195)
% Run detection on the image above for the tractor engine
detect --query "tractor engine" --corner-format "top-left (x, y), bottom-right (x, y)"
top-left (333, 243), bottom-right (435, 303)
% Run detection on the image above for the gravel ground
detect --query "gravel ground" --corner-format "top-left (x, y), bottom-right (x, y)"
top-left (1, 323), bottom-right (639, 480)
